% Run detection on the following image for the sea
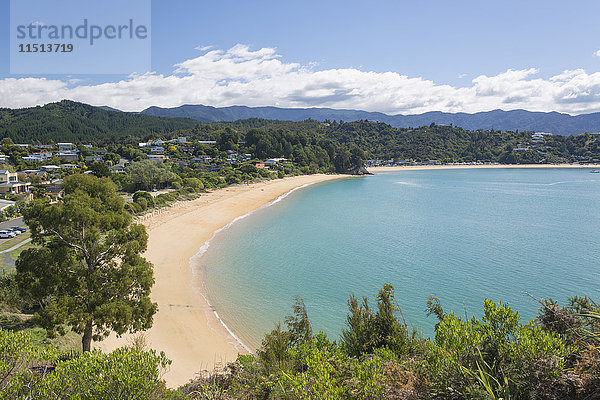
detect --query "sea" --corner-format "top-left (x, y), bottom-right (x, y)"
top-left (195, 168), bottom-right (600, 350)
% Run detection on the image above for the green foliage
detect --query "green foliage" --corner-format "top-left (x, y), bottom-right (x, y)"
top-left (133, 190), bottom-right (156, 208)
top-left (36, 348), bottom-right (172, 400)
top-left (0, 328), bottom-right (57, 400)
top-left (16, 174), bottom-right (157, 352)
top-left (183, 177), bottom-right (204, 191)
top-left (0, 100), bottom-right (197, 144)
top-left (427, 299), bottom-right (575, 398)
top-left (126, 160), bottom-right (179, 191)
top-left (342, 283), bottom-right (412, 357)
top-left (280, 341), bottom-right (384, 400)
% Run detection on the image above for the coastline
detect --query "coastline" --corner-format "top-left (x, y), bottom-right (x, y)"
top-left (95, 174), bottom-right (349, 388)
top-left (367, 163), bottom-right (600, 173)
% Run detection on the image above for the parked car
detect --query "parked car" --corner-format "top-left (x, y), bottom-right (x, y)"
top-left (0, 230), bottom-right (16, 239)
top-left (11, 227), bottom-right (26, 233)
top-left (7, 228), bottom-right (22, 235)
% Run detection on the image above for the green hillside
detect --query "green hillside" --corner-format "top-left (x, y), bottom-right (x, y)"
top-left (0, 100), bottom-right (198, 144)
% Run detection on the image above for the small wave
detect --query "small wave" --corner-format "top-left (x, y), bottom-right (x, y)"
top-left (395, 181), bottom-right (420, 187)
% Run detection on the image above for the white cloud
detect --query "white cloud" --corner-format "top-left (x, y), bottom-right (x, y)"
top-left (458, 73), bottom-right (468, 79)
top-left (2, 44), bottom-right (600, 115)
top-left (195, 45), bottom-right (214, 51)
top-left (594, 49), bottom-right (600, 57)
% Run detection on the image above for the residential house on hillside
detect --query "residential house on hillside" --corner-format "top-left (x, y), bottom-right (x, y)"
top-left (57, 150), bottom-right (79, 161)
top-left (148, 155), bottom-right (168, 162)
top-left (57, 143), bottom-right (73, 151)
top-left (0, 169), bottom-right (30, 194)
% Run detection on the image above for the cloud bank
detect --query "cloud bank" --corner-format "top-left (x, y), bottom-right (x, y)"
top-left (3, 44), bottom-right (600, 115)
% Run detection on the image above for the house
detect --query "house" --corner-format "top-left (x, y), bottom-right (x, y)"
top-left (0, 155), bottom-right (7, 164)
top-left (264, 158), bottom-right (287, 166)
top-left (109, 165), bottom-right (126, 174)
top-left (57, 143), bottom-right (73, 151)
top-left (57, 151), bottom-right (79, 161)
top-left (45, 186), bottom-right (64, 198)
top-left (0, 170), bottom-right (30, 194)
top-left (191, 155), bottom-right (212, 163)
top-left (177, 137), bottom-right (187, 143)
top-left (148, 155), bottom-right (168, 162)
top-left (198, 141), bottom-right (217, 145)
top-left (85, 155), bottom-right (103, 163)
top-left (23, 152), bottom-right (53, 162)
top-left (171, 159), bottom-right (188, 167)
top-left (255, 163), bottom-right (265, 169)
top-left (60, 164), bottom-right (78, 169)
top-left (40, 165), bottom-right (61, 172)
top-left (150, 146), bottom-right (164, 153)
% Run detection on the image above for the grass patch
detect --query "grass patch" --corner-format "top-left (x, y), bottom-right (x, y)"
top-left (0, 231), bottom-right (31, 253)
top-left (9, 242), bottom-right (36, 261)
top-left (27, 326), bottom-right (82, 354)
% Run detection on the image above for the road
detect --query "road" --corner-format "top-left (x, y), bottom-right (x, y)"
top-left (0, 217), bottom-right (24, 230)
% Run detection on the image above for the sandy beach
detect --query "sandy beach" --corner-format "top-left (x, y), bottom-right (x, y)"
top-left (367, 163), bottom-right (600, 173)
top-left (96, 174), bottom-right (348, 388)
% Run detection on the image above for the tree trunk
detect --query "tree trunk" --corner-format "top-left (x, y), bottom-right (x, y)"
top-left (82, 321), bottom-right (93, 352)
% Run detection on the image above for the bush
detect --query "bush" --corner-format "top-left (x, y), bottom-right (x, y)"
top-left (0, 329), bottom-right (57, 400)
top-left (36, 348), bottom-right (173, 400)
top-left (427, 299), bottom-right (576, 398)
top-left (342, 283), bottom-right (412, 357)
top-left (183, 177), bottom-right (204, 191)
top-left (133, 191), bottom-right (156, 208)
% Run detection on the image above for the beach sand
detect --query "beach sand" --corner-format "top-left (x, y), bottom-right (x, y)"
top-left (96, 174), bottom-right (348, 388)
top-left (367, 163), bottom-right (600, 173)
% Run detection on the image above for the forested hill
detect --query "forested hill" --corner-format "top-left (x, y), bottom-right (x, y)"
top-left (141, 104), bottom-right (600, 136)
top-left (0, 100), bottom-right (198, 143)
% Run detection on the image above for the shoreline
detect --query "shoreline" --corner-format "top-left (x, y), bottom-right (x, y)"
top-left (95, 174), bottom-right (349, 388)
top-left (367, 163), bottom-right (600, 173)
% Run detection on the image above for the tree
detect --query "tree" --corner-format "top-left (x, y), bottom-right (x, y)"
top-left (127, 160), bottom-right (178, 191)
top-left (16, 174), bottom-right (157, 352)
top-left (89, 161), bottom-right (111, 177)
top-left (216, 127), bottom-right (240, 152)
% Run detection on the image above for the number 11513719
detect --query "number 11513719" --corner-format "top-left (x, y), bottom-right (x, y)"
top-left (18, 43), bottom-right (74, 52)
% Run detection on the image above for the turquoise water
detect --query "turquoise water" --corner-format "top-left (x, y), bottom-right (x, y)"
top-left (197, 169), bottom-right (600, 350)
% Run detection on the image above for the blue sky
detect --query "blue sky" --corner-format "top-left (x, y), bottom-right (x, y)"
top-left (2, 0), bottom-right (600, 114)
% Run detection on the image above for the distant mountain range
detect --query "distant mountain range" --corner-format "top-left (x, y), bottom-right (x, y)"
top-left (140, 104), bottom-right (600, 136)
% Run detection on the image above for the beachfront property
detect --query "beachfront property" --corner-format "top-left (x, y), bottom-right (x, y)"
top-left (0, 169), bottom-right (30, 194)
top-left (264, 158), bottom-right (287, 166)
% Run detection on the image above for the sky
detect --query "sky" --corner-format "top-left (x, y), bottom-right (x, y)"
top-left (2, 0), bottom-right (600, 114)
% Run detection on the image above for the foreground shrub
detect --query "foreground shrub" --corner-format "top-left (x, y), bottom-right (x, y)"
top-left (427, 299), bottom-right (576, 399)
top-left (36, 347), bottom-right (173, 400)
top-left (0, 329), bottom-right (56, 400)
